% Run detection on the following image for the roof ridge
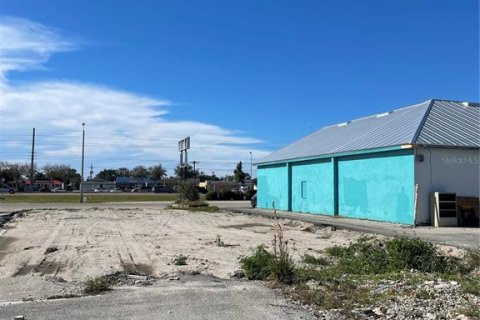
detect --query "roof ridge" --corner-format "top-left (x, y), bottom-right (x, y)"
top-left (322, 99), bottom-right (432, 129)
top-left (430, 98), bottom-right (480, 104)
top-left (411, 100), bottom-right (435, 143)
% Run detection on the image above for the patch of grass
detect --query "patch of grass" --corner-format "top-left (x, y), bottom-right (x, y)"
top-left (168, 200), bottom-right (222, 213)
top-left (83, 276), bottom-right (111, 295)
top-left (460, 275), bottom-right (480, 295)
top-left (290, 281), bottom-right (382, 311)
top-left (457, 302), bottom-right (480, 318)
top-left (325, 236), bottom-right (465, 275)
top-left (416, 289), bottom-right (435, 300)
top-left (186, 205), bottom-right (221, 213)
top-left (302, 254), bottom-right (330, 266)
top-left (463, 249), bottom-right (480, 271)
top-left (173, 254), bottom-right (188, 266)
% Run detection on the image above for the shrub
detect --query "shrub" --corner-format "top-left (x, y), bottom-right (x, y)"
top-left (178, 182), bottom-right (200, 202)
top-left (244, 189), bottom-right (257, 200)
top-left (173, 254), bottom-right (188, 266)
top-left (240, 245), bottom-right (274, 280)
top-left (326, 236), bottom-right (465, 275)
top-left (205, 191), bottom-right (219, 201)
top-left (220, 190), bottom-right (243, 200)
top-left (205, 189), bottom-right (243, 201)
top-left (84, 276), bottom-right (111, 295)
top-left (325, 237), bottom-right (388, 274)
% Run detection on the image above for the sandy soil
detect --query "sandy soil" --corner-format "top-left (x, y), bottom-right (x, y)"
top-left (0, 207), bottom-right (389, 303)
top-left (0, 208), bottom-right (367, 282)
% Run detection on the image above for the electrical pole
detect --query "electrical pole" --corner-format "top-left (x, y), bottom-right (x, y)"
top-left (80, 123), bottom-right (85, 203)
top-left (192, 161), bottom-right (198, 185)
top-left (249, 152), bottom-right (253, 188)
top-left (30, 128), bottom-right (35, 185)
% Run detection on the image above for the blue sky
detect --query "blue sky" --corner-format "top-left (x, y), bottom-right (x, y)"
top-left (0, 0), bottom-right (478, 176)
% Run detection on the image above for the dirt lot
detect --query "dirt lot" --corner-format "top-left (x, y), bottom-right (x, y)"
top-left (0, 207), bottom-right (366, 301)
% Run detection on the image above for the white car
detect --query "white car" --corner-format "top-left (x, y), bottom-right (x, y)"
top-left (52, 188), bottom-right (66, 193)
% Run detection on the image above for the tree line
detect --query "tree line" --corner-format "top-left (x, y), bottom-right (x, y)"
top-left (0, 160), bottom-right (253, 187)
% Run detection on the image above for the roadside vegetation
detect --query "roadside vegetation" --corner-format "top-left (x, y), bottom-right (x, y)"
top-left (83, 276), bottom-right (111, 295)
top-left (239, 211), bottom-right (480, 318)
top-left (1, 193), bottom-right (181, 203)
top-left (168, 182), bottom-right (221, 212)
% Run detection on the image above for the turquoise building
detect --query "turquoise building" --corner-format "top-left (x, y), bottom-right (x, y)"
top-left (256, 100), bottom-right (480, 225)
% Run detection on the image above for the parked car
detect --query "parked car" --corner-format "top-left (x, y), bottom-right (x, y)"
top-left (152, 185), bottom-right (174, 193)
top-left (0, 185), bottom-right (15, 194)
top-left (52, 188), bottom-right (66, 193)
top-left (131, 187), bottom-right (141, 193)
top-left (251, 194), bottom-right (257, 208)
top-left (239, 185), bottom-right (250, 193)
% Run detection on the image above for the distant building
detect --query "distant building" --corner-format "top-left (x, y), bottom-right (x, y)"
top-left (25, 179), bottom-right (63, 191)
top-left (115, 176), bottom-right (159, 190)
top-left (256, 100), bottom-right (479, 226)
top-left (81, 179), bottom-right (116, 192)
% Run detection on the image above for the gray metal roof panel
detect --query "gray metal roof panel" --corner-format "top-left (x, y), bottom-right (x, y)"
top-left (258, 99), bottom-right (479, 165)
top-left (258, 100), bottom-right (432, 164)
top-left (415, 100), bottom-right (480, 147)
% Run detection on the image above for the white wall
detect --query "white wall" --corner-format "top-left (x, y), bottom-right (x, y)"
top-left (415, 147), bottom-right (480, 225)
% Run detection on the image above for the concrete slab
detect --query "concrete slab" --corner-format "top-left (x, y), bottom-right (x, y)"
top-left (0, 277), bottom-right (315, 320)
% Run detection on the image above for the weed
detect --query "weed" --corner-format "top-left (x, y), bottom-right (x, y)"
top-left (460, 275), bottom-right (480, 295)
top-left (302, 254), bottom-right (330, 266)
top-left (463, 249), bottom-right (480, 271)
top-left (83, 276), bottom-right (111, 295)
top-left (215, 235), bottom-right (225, 247)
top-left (240, 245), bottom-right (273, 280)
top-left (416, 289), bottom-right (435, 300)
top-left (173, 254), bottom-right (188, 266)
top-left (270, 207), bottom-right (296, 285)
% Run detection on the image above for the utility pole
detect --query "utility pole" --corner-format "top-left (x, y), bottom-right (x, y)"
top-left (192, 161), bottom-right (198, 185)
top-left (249, 152), bottom-right (253, 188)
top-left (30, 128), bottom-right (35, 184)
top-left (80, 123), bottom-right (85, 203)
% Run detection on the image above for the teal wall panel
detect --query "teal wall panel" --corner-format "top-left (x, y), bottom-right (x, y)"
top-left (338, 150), bottom-right (415, 224)
top-left (291, 160), bottom-right (334, 214)
top-left (257, 164), bottom-right (288, 210)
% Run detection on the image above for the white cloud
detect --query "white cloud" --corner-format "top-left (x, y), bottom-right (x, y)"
top-left (0, 17), bottom-right (268, 176)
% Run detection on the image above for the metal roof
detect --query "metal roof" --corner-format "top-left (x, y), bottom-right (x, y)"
top-left (416, 100), bottom-right (480, 147)
top-left (258, 99), bottom-right (480, 164)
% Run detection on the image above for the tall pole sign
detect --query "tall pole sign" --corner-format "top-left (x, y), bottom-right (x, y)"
top-left (178, 137), bottom-right (190, 181)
